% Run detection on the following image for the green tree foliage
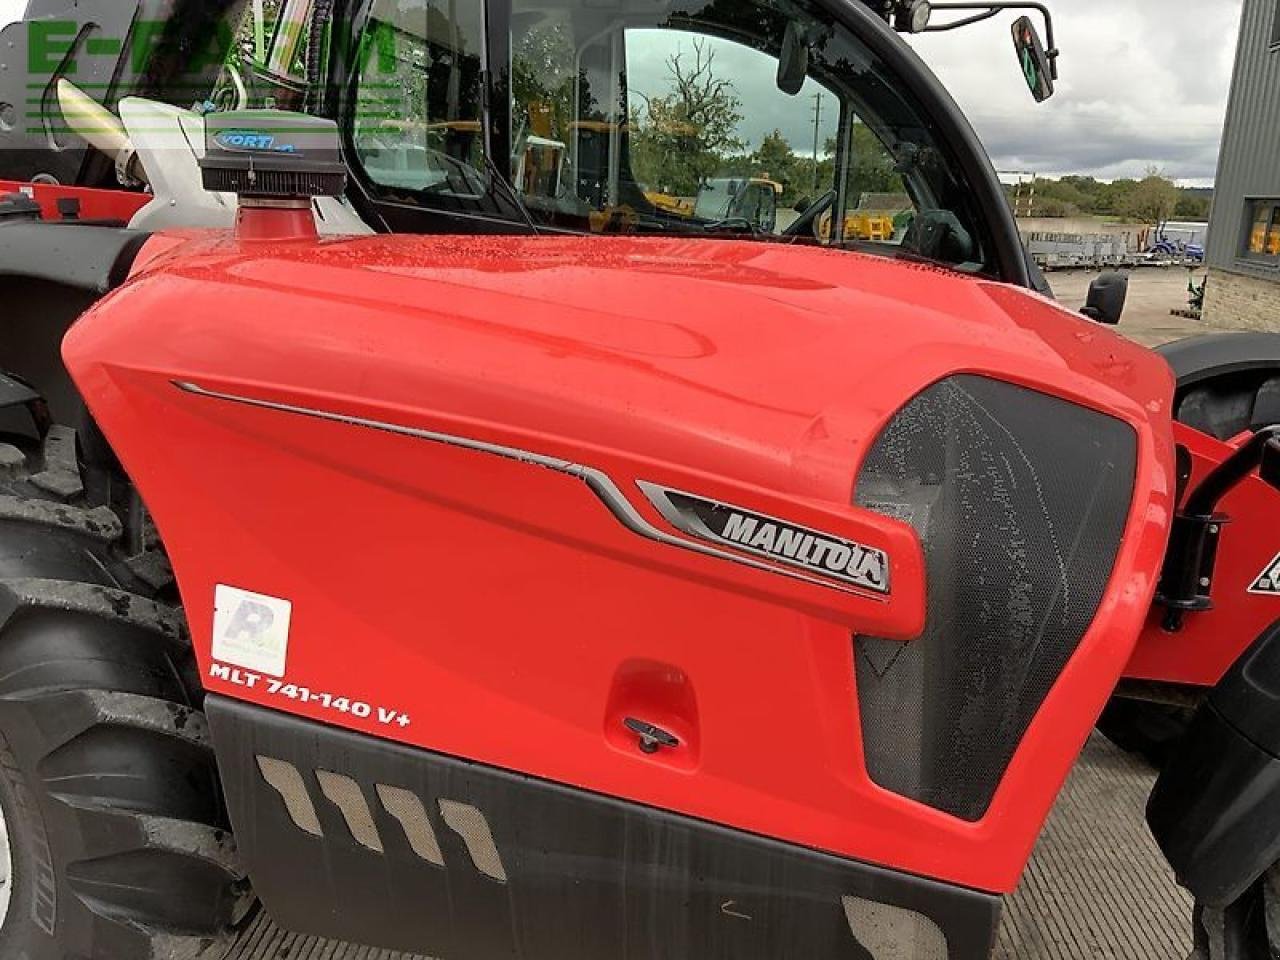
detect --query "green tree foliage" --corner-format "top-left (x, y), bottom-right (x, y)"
top-left (1175, 192), bottom-right (1211, 220)
top-left (1122, 171), bottom-right (1181, 225)
top-left (729, 123), bottom-right (902, 209)
top-left (744, 129), bottom-right (805, 204)
top-left (845, 122), bottom-right (904, 200)
top-left (631, 39), bottom-right (744, 196)
top-left (1008, 171), bottom-right (1211, 222)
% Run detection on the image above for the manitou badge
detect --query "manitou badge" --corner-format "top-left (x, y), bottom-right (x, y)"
top-left (1250, 553), bottom-right (1280, 596)
top-left (640, 485), bottom-right (890, 594)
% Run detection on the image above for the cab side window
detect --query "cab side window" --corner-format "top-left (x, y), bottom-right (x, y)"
top-left (820, 119), bottom-right (915, 248)
top-left (351, 0), bottom-right (487, 198)
top-left (509, 11), bottom-right (632, 226)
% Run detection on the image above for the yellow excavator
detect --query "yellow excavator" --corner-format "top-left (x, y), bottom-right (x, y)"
top-left (646, 177), bottom-right (784, 231)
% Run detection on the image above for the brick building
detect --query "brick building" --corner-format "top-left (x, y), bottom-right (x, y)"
top-left (1203, 0), bottom-right (1280, 331)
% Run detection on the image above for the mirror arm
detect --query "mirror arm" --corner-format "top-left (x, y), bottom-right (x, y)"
top-left (921, 8), bottom-right (1000, 30)
top-left (923, 2), bottom-right (1059, 79)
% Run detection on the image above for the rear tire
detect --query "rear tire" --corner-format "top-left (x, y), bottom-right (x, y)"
top-left (1151, 337), bottom-right (1280, 958)
top-left (1175, 370), bottom-right (1280, 442)
top-left (0, 424), bottom-right (253, 959)
top-left (1190, 866), bottom-right (1280, 960)
top-left (1096, 699), bottom-right (1194, 770)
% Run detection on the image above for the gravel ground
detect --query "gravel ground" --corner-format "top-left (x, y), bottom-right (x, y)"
top-left (1049, 266), bottom-right (1210, 347)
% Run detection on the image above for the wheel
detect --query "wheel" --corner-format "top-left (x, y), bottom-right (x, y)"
top-left (0, 422), bottom-right (253, 959)
top-left (1096, 698), bottom-right (1194, 770)
top-left (1146, 337), bottom-right (1280, 956)
top-left (1190, 866), bottom-right (1280, 960)
top-left (1176, 369), bottom-right (1280, 441)
top-left (1158, 333), bottom-right (1280, 441)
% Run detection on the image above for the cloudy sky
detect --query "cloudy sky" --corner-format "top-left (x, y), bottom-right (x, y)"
top-left (909, 0), bottom-right (1243, 185)
top-left (625, 0), bottom-right (1244, 187)
top-left (1, 0), bottom-right (1244, 185)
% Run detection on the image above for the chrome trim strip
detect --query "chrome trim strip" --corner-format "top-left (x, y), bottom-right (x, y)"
top-left (173, 381), bottom-right (875, 595)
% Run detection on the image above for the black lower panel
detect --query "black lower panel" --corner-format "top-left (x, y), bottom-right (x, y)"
top-left (207, 697), bottom-right (999, 959)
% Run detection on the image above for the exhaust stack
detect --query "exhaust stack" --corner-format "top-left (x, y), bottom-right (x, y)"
top-left (56, 79), bottom-right (147, 185)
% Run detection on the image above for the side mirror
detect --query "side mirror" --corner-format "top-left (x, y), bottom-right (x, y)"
top-left (1011, 15), bottom-right (1055, 102)
top-left (777, 21), bottom-right (809, 96)
top-left (1082, 272), bottom-right (1128, 326)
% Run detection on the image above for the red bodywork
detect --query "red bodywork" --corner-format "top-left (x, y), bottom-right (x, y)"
top-left (1125, 422), bottom-right (1280, 686)
top-left (65, 231), bottom-right (1177, 895)
top-left (0, 180), bottom-right (149, 222)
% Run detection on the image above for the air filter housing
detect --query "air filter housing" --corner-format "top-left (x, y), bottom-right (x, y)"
top-left (200, 110), bottom-right (347, 199)
top-left (854, 375), bottom-right (1136, 821)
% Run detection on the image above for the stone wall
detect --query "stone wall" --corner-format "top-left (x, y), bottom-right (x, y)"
top-left (1203, 267), bottom-right (1280, 332)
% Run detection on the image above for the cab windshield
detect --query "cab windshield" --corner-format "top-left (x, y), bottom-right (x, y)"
top-left (346, 0), bottom-right (992, 273)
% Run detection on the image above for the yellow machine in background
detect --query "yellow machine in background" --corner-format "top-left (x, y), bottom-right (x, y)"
top-left (646, 178), bottom-right (783, 232)
top-left (819, 210), bottom-right (897, 242)
top-left (645, 191), bottom-right (697, 217)
top-left (1252, 219), bottom-right (1280, 256)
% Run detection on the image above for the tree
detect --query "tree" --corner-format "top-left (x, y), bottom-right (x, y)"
top-left (846, 122), bottom-right (903, 200)
top-left (1001, 172), bottom-right (1211, 222)
top-left (750, 129), bottom-right (804, 204)
top-left (1032, 198), bottom-right (1078, 218)
top-left (1122, 170), bottom-right (1179, 225)
top-left (1174, 193), bottom-right (1211, 220)
top-left (631, 39), bottom-right (744, 196)
top-left (1035, 178), bottom-right (1089, 212)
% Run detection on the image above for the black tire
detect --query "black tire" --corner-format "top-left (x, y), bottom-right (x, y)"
top-left (1158, 332), bottom-right (1280, 441)
top-left (0, 424), bottom-right (253, 960)
top-left (1190, 866), bottom-right (1280, 960)
top-left (1145, 337), bottom-right (1280, 957)
top-left (1096, 699), bottom-right (1194, 770)
top-left (1175, 369), bottom-right (1280, 441)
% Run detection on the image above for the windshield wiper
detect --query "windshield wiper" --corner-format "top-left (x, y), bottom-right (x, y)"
top-left (478, 150), bottom-right (541, 235)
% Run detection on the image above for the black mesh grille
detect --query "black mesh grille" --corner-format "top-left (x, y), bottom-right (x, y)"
top-left (201, 167), bottom-right (347, 198)
top-left (854, 376), bottom-right (1136, 820)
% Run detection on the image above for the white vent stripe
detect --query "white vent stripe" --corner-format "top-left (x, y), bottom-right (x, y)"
top-left (843, 895), bottom-right (948, 959)
top-left (438, 799), bottom-right (507, 882)
top-left (316, 771), bottom-right (383, 853)
top-left (377, 784), bottom-right (445, 866)
top-left (256, 757), bottom-right (323, 837)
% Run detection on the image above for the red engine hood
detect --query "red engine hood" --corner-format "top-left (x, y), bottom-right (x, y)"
top-left (63, 231), bottom-right (1180, 894)
top-left (116, 232), bottom-right (1174, 503)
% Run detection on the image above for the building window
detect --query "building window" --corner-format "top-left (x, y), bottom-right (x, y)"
top-left (1245, 200), bottom-right (1280, 261)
